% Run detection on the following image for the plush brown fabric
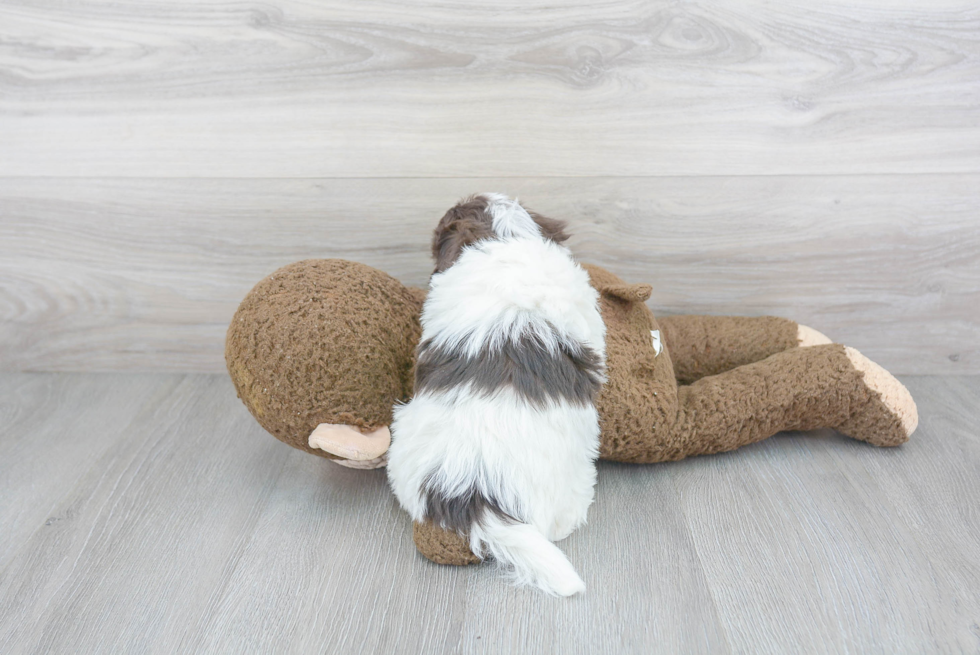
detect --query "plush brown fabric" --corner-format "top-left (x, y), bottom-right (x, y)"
top-left (226, 259), bottom-right (913, 566)
top-left (580, 264), bottom-right (681, 463)
top-left (412, 519), bottom-right (481, 565)
top-left (226, 259), bottom-right (423, 458)
top-left (412, 266), bottom-right (911, 563)
top-left (658, 315), bottom-right (799, 385)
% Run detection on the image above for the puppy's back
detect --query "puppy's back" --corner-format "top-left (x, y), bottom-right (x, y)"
top-left (421, 236), bottom-right (606, 361)
top-left (387, 194), bottom-right (605, 595)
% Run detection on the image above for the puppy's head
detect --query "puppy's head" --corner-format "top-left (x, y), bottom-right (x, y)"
top-left (431, 193), bottom-right (571, 273)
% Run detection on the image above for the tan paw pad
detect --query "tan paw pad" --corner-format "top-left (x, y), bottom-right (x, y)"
top-left (797, 324), bottom-right (833, 347)
top-left (845, 347), bottom-right (918, 437)
top-left (309, 423), bottom-right (391, 461)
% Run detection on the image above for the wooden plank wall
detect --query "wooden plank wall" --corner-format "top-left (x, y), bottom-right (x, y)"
top-left (1, 0), bottom-right (978, 373)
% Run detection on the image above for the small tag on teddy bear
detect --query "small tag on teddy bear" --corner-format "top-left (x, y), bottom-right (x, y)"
top-left (651, 330), bottom-right (663, 357)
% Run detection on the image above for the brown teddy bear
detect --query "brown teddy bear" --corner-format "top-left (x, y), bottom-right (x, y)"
top-left (225, 257), bottom-right (918, 566)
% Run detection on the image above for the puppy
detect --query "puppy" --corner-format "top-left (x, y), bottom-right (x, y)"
top-left (386, 193), bottom-right (606, 596)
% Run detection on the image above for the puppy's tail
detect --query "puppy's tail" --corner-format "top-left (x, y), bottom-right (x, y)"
top-left (471, 514), bottom-right (585, 597)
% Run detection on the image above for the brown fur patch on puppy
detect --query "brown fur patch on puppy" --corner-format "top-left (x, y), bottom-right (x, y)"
top-left (415, 333), bottom-right (604, 408)
top-left (432, 196), bottom-right (494, 273)
top-left (432, 196), bottom-right (572, 274)
top-left (422, 475), bottom-right (512, 534)
top-left (527, 210), bottom-right (571, 244)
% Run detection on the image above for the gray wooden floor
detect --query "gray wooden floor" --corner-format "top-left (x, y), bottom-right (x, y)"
top-left (1, 373), bottom-right (978, 654)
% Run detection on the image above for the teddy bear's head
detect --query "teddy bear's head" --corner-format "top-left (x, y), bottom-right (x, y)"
top-left (226, 259), bottom-right (424, 463)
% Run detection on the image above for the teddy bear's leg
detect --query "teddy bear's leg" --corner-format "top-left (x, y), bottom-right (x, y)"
top-left (412, 520), bottom-right (481, 565)
top-left (410, 342), bottom-right (920, 563)
top-left (658, 315), bottom-right (831, 384)
top-left (665, 343), bottom-right (917, 459)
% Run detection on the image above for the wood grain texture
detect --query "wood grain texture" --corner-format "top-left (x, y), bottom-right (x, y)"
top-left (0, 373), bottom-right (978, 653)
top-left (0, 374), bottom-right (296, 653)
top-left (669, 406), bottom-right (980, 653)
top-left (0, 0), bottom-right (978, 177)
top-left (2, 175), bottom-right (977, 374)
top-left (0, 373), bottom-right (180, 570)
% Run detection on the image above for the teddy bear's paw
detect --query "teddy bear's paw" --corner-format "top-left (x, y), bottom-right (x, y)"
top-left (413, 521), bottom-right (482, 566)
top-left (309, 423), bottom-right (391, 461)
top-left (330, 454), bottom-right (388, 469)
top-left (838, 347), bottom-right (918, 447)
top-left (797, 324), bottom-right (833, 347)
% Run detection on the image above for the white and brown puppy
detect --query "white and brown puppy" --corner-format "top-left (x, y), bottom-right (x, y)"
top-left (386, 193), bottom-right (606, 596)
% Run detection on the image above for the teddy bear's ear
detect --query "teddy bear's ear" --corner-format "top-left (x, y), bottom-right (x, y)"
top-left (601, 283), bottom-right (653, 303)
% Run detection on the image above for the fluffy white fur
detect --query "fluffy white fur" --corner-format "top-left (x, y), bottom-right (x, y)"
top-left (387, 195), bottom-right (606, 596)
top-left (421, 237), bottom-right (606, 360)
top-left (482, 192), bottom-right (542, 239)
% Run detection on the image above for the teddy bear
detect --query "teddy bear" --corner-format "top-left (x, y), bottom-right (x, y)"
top-left (225, 257), bottom-right (918, 566)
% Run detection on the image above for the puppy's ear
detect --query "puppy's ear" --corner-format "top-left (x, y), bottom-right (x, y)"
top-left (431, 200), bottom-right (495, 273)
top-left (527, 210), bottom-right (571, 244)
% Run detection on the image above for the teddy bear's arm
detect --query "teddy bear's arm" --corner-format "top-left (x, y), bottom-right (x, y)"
top-left (658, 315), bottom-right (827, 385)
